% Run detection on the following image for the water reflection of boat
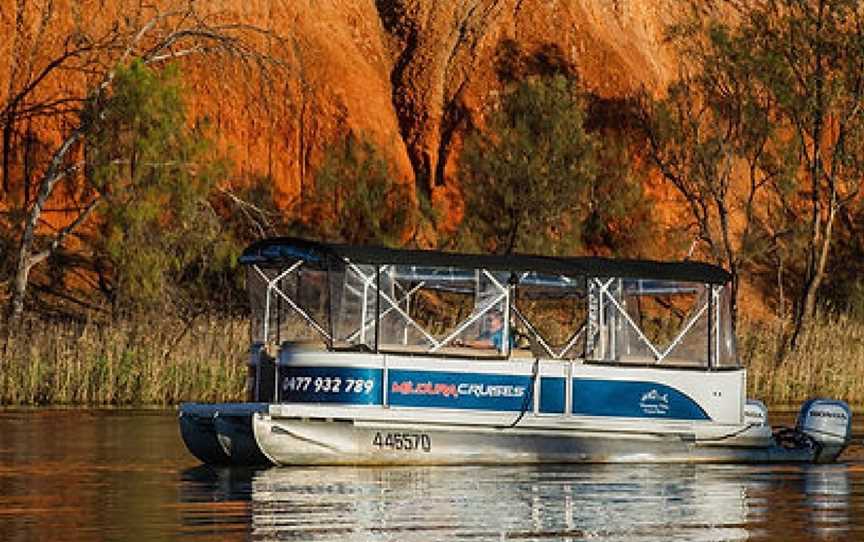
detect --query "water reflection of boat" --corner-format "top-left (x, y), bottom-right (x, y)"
top-left (171, 462), bottom-right (855, 541)
top-left (248, 465), bottom-right (755, 541)
top-left (805, 465), bottom-right (852, 537)
top-left (179, 238), bottom-right (853, 466)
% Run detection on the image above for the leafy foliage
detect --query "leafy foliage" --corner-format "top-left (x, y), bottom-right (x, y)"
top-left (458, 41), bottom-right (655, 258)
top-left (460, 73), bottom-right (647, 256)
top-left (726, 0), bottom-right (864, 331)
top-left (646, 0), bottom-right (864, 332)
top-left (582, 135), bottom-right (656, 257)
top-left (299, 135), bottom-right (414, 247)
top-left (85, 60), bottom-right (241, 315)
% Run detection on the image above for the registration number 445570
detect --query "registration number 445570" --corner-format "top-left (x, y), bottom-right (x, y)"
top-left (372, 432), bottom-right (431, 453)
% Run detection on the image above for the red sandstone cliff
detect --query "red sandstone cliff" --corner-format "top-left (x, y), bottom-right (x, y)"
top-left (1, 0), bottom-right (683, 233)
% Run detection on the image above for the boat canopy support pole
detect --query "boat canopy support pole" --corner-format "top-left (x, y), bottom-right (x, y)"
top-left (711, 284), bottom-right (723, 368)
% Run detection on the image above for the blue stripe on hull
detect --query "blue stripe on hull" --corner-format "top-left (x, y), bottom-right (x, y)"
top-left (572, 378), bottom-right (710, 420)
top-left (275, 365), bottom-right (709, 420)
top-left (539, 377), bottom-right (566, 414)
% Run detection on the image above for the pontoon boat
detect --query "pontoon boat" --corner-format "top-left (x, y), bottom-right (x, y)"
top-left (179, 238), bottom-right (852, 466)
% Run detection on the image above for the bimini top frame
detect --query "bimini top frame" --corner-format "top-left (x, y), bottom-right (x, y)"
top-left (240, 238), bottom-right (737, 369)
top-left (239, 237), bottom-right (732, 284)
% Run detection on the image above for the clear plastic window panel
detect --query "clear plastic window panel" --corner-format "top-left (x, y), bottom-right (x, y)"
top-left (376, 266), bottom-right (509, 354)
top-left (248, 265), bottom-right (330, 346)
top-left (514, 273), bottom-right (587, 359)
top-left (331, 263), bottom-right (377, 350)
top-left (375, 266), bottom-right (448, 349)
top-left (615, 280), bottom-right (710, 367)
top-left (279, 268), bottom-right (330, 344)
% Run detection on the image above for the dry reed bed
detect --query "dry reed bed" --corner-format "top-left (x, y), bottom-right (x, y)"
top-left (741, 313), bottom-right (864, 408)
top-left (1, 318), bottom-right (247, 406)
top-left (2, 313), bottom-right (862, 407)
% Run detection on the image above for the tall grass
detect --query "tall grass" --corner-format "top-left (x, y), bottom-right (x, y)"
top-left (1, 317), bottom-right (247, 406)
top-left (741, 312), bottom-right (864, 408)
top-left (2, 312), bottom-right (862, 407)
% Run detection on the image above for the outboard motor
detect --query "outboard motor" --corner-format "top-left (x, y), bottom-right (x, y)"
top-left (796, 399), bottom-right (853, 463)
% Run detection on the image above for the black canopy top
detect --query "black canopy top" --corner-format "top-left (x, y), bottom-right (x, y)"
top-left (239, 237), bottom-right (732, 285)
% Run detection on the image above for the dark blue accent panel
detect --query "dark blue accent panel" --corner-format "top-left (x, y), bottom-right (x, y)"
top-left (389, 370), bottom-right (531, 412)
top-left (278, 366), bottom-right (383, 405)
top-left (539, 377), bottom-right (566, 414)
top-left (571, 378), bottom-right (710, 420)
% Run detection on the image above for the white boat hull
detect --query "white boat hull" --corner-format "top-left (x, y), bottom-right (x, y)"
top-left (245, 352), bottom-right (849, 466)
top-left (252, 409), bottom-right (817, 466)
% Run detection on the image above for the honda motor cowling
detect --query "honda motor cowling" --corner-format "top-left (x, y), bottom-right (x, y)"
top-left (796, 399), bottom-right (853, 463)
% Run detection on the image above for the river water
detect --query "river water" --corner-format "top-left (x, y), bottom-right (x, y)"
top-left (1, 409), bottom-right (862, 541)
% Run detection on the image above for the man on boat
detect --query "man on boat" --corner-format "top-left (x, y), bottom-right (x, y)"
top-left (455, 309), bottom-right (514, 351)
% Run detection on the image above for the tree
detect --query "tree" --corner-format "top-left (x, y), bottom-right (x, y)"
top-left (459, 75), bottom-right (598, 255)
top-left (85, 61), bottom-right (238, 315)
top-left (299, 134), bottom-right (414, 247)
top-left (646, 0), bottom-right (864, 342)
top-left (582, 130), bottom-right (657, 257)
top-left (749, 0), bottom-right (864, 346)
top-left (1, 1), bottom-right (276, 321)
top-left (638, 71), bottom-right (773, 323)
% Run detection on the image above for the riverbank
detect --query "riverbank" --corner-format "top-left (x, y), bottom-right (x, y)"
top-left (2, 313), bottom-right (862, 407)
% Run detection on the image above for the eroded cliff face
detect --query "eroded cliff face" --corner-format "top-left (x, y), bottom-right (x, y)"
top-left (365, 0), bottom-right (682, 228)
top-left (1, 0), bottom-right (683, 233)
